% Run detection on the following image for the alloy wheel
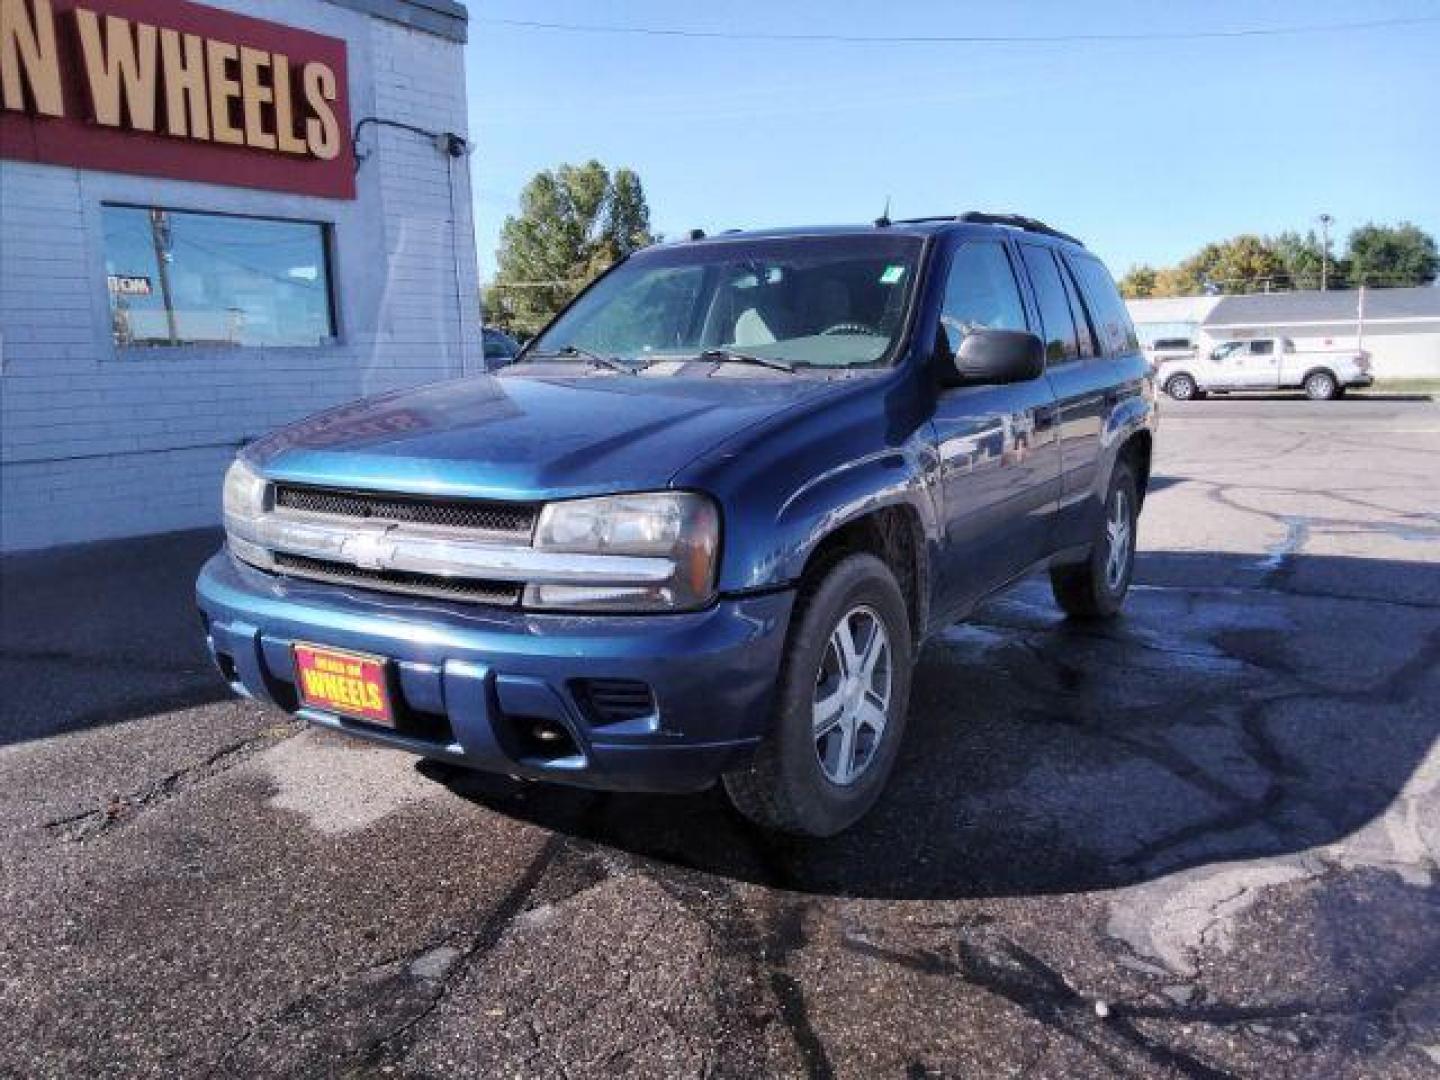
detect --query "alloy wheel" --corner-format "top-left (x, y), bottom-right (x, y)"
top-left (813, 605), bottom-right (892, 786)
top-left (1105, 488), bottom-right (1133, 591)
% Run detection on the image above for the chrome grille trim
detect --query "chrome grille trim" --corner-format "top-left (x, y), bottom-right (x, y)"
top-left (272, 553), bottom-right (522, 606)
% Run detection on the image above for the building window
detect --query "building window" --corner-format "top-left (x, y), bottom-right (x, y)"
top-left (102, 205), bottom-right (335, 349)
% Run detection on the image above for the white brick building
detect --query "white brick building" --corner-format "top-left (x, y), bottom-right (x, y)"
top-left (1, 0), bottom-right (478, 551)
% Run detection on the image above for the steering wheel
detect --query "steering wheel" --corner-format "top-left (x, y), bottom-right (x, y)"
top-left (819, 322), bottom-right (882, 337)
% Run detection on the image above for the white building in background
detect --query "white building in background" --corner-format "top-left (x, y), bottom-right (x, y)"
top-left (1124, 295), bottom-right (1220, 347)
top-left (1, 0), bottom-right (479, 552)
top-left (1128, 287), bottom-right (1440, 380)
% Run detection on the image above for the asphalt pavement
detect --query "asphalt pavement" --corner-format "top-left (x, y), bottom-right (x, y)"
top-left (2, 394), bottom-right (1438, 1078)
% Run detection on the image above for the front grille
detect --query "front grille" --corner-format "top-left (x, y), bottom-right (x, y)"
top-left (575, 678), bottom-right (656, 725)
top-left (274, 484), bottom-right (537, 536)
top-left (273, 553), bottom-right (521, 606)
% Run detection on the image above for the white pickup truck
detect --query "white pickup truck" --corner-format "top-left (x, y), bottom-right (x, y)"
top-left (1157, 337), bottom-right (1373, 401)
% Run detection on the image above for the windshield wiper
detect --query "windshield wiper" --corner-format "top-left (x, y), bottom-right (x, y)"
top-left (525, 344), bottom-right (638, 374)
top-left (694, 348), bottom-right (796, 373)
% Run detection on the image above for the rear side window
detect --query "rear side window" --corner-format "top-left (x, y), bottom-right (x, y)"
top-left (1059, 261), bottom-right (1099, 359)
top-left (1018, 245), bottom-right (1079, 364)
top-left (1068, 255), bottom-right (1140, 356)
top-left (938, 242), bottom-right (1028, 351)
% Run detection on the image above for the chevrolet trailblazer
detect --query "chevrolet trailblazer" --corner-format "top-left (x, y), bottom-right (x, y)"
top-left (197, 212), bottom-right (1156, 836)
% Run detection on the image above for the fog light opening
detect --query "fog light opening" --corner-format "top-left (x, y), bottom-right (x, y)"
top-left (513, 716), bottom-right (581, 764)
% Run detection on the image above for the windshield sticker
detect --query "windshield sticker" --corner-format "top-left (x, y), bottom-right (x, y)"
top-left (879, 265), bottom-right (906, 285)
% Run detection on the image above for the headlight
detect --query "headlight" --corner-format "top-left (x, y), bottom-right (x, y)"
top-left (527, 492), bottom-right (719, 611)
top-left (222, 459), bottom-right (272, 569)
top-left (222, 458), bottom-right (267, 522)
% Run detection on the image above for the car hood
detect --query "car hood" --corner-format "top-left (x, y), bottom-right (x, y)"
top-left (244, 372), bottom-right (847, 501)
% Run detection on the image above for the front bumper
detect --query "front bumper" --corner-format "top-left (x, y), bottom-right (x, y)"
top-left (196, 552), bottom-right (794, 792)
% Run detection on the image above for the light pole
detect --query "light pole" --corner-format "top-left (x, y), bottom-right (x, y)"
top-left (1318, 213), bottom-right (1333, 291)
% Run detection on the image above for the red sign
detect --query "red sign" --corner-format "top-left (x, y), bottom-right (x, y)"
top-left (294, 643), bottom-right (392, 725)
top-left (1, 0), bottom-right (354, 199)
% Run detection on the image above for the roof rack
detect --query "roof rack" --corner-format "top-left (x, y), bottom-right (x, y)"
top-left (894, 211), bottom-right (1085, 248)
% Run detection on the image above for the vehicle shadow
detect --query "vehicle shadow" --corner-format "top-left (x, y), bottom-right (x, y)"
top-left (423, 550), bottom-right (1440, 900)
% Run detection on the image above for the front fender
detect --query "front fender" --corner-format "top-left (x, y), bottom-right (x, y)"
top-left (770, 442), bottom-right (939, 584)
top-left (672, 370), bottom-right (939, 594)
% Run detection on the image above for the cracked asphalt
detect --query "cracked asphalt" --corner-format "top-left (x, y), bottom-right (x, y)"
top-left (2, 394), bottom-right (1438, 1078)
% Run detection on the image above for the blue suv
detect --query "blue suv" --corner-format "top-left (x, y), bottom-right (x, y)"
top-left (197, 212), bottom-right (1156, 836)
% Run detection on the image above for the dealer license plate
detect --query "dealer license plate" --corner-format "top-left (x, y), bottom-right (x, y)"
top-left (293, 643), bottom-right (393, 726)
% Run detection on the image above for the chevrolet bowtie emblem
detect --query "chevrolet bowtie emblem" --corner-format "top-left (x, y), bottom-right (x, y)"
top-left (344, 527), bottom-right (398, 570)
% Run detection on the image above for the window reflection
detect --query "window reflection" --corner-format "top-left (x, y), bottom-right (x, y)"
top-left (102, 205), bottom-right (335, 349)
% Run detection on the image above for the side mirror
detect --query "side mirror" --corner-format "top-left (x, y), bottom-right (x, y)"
top-left (943, 329), bottom-right (1045, 387)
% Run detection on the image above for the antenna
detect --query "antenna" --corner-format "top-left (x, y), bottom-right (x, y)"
top-left (874, 196), bottom-right (892, 228)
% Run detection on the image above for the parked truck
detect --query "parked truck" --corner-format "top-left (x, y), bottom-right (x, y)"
top-left (198, 212), bottom-right (1156, 836)
top-left (1157, 336), bottom-right (1372, 401)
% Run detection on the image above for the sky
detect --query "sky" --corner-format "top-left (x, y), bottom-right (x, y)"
top-left (463, 1), bottom-right (1440, 281)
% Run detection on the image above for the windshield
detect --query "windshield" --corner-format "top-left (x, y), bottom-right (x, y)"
top-left (527, 234), bottom-right (924, 370)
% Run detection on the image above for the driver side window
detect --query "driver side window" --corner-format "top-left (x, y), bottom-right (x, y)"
top-left (939, 242), bottom-right (1028, 355)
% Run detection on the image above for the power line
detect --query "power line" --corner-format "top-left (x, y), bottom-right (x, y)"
top-left (479, 13), bottom-right (1439, 46)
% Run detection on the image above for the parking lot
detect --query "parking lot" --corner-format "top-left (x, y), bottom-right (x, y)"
top-left (2, 394), bottom-right (1438, 1078)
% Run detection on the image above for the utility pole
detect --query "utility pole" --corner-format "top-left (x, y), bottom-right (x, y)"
top-left (1318, 213), bottom-right (1333, 291)
top-left (149, 209), bottom-right (179, 344)
top-left (1356, 284), bottom-right (1366, 357)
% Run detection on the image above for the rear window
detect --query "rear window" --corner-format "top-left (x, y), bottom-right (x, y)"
top-left (1018, 246), bottom-right (1079, 365)
top-left (1058, 260), bottom-right (1099, 359)
top-left (1068, 255), bottom-right (1140, 357)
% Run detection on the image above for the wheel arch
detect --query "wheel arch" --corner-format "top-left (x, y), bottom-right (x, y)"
top-left (794, 504), bottom-right (929, 646)
top-left (1301, 364), bottom-right (1339, 386)
top-left (1118, 428), bottom-right (1153, 505)
top-left (1163, 370), bottom-right (1198, 395)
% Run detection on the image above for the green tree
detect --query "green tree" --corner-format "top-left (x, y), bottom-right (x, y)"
top-left (1151, 264), bottom-right (1202, 298)
top-left (1345, 222), bottom-right (1438, 287)
top-left (484, 161), bottom-right (656, 336)
top-left (1183, 235), bottom-right (1285, 294)
top-left (1118, 264), bottom-right (1158, 299)
top-left (1271, 230), bottom-right (1332, 290)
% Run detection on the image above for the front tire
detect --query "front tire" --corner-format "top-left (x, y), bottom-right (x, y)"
top-left (1165, 373), bottom-right (1198, 401)
top-left (1050, 461), bottom-right (1138, 620)
top-left (723, 553), bottom-right (913, 837)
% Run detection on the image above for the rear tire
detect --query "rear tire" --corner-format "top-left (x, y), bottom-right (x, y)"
top-left (1050, 461), bottom-right (1138, 620)
top-left (723, 553), bottom-right (913, 837)
top-left (1304, 370), bottom-right (1338, 400)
